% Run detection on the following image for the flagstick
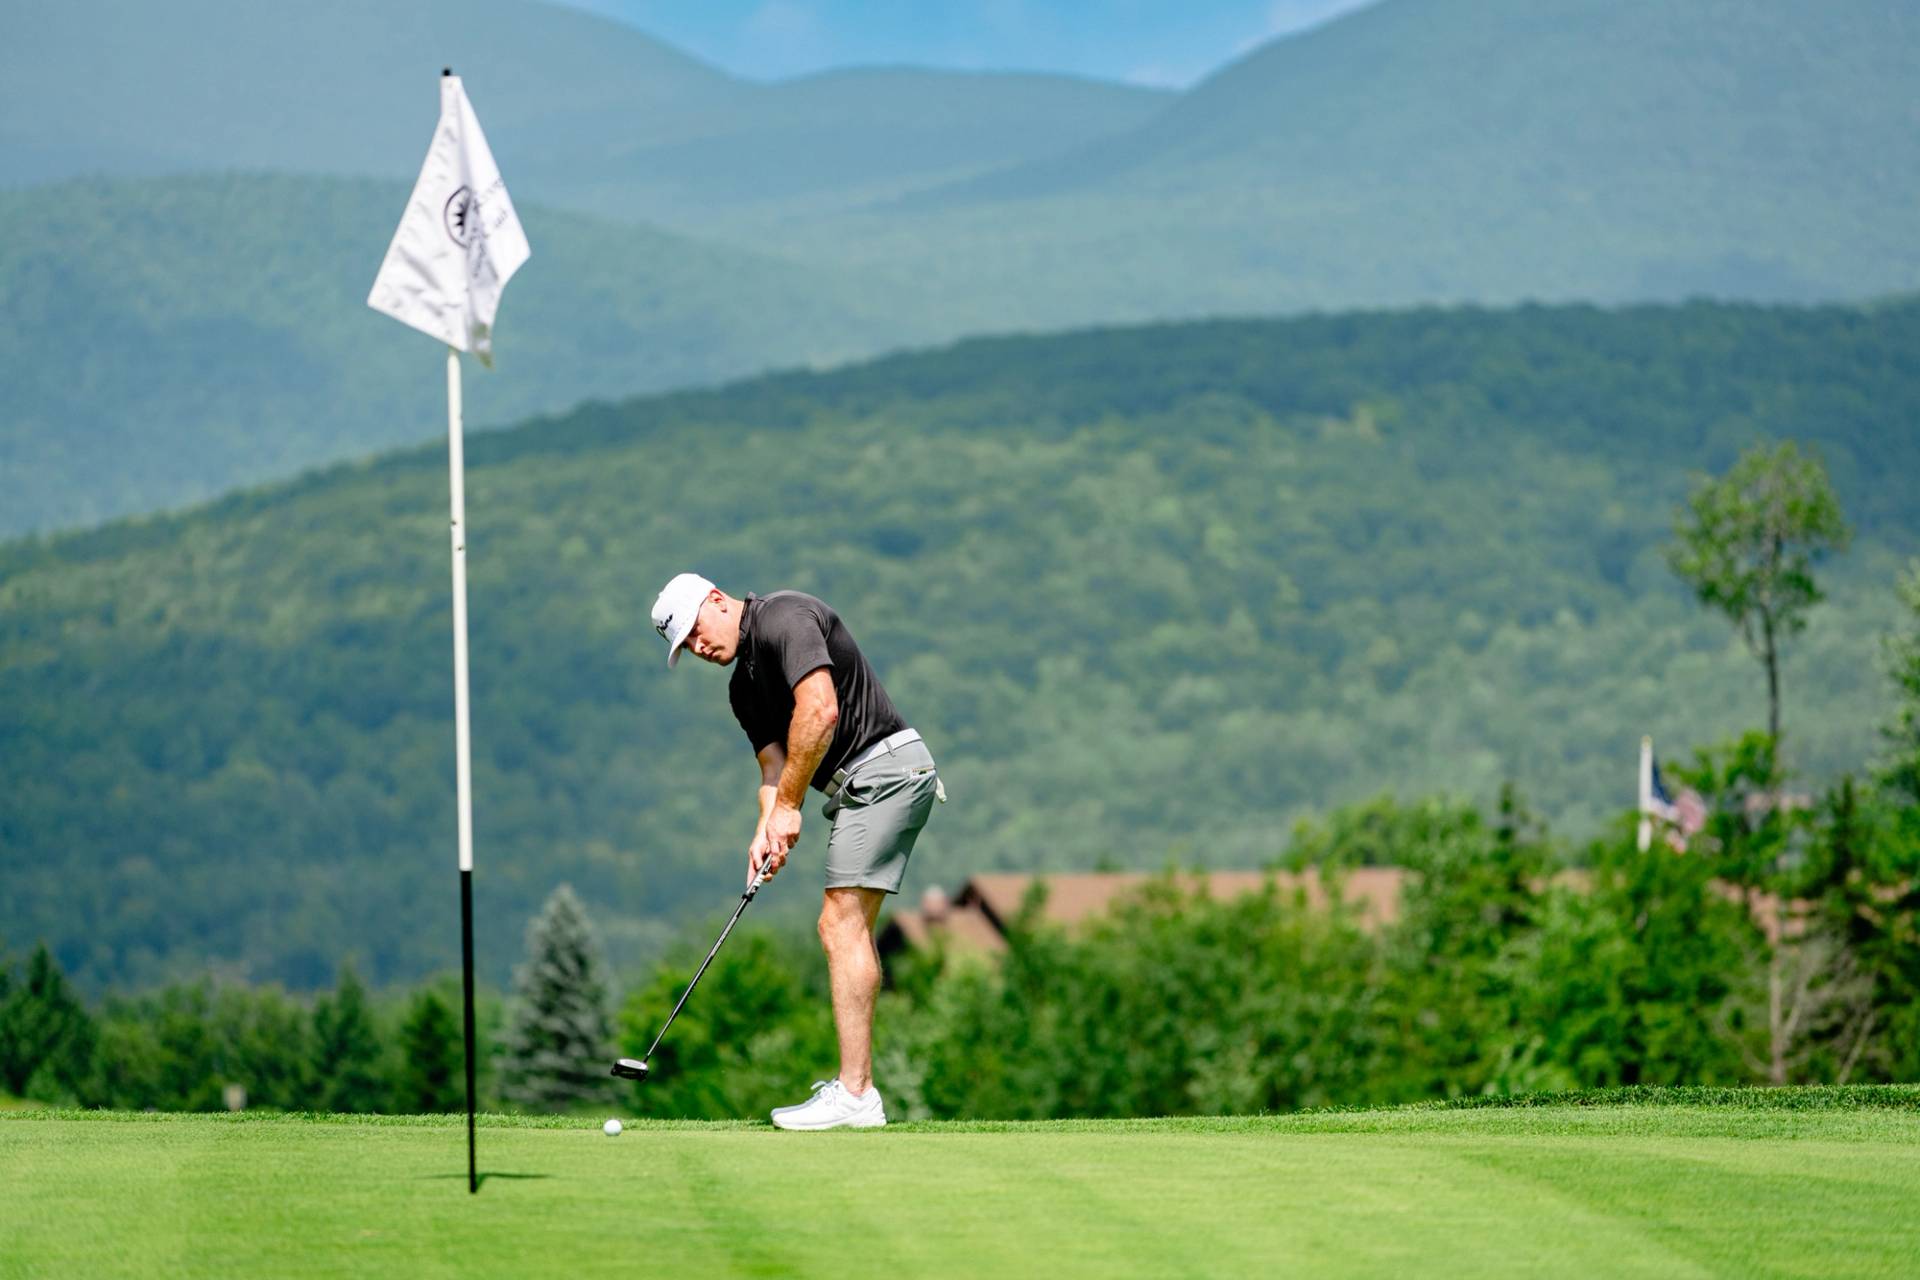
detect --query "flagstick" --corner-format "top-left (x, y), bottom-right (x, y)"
top-left (368, 68), bottom-right (524, 1194)
top-left (447, 345), bottom-right (480, 1194)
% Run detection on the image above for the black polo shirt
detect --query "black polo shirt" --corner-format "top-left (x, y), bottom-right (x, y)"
top-left (728, 591), bottom-right (907, 790)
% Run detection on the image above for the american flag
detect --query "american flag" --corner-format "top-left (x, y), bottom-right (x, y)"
top-left (1647, 758), bottom-right (1708, 851)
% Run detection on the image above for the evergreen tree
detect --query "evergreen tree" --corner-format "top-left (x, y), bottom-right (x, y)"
top-left (394, 989), bottom-right (464, 1113)
top-left (0, 943), bottom-right (96, 1100)
top-left (311, 962), bottom-right (385, 1112)
top-left (503, 884), bottom-right (614, 1111)
top-left (215, 985), bottom-right (312, 1111)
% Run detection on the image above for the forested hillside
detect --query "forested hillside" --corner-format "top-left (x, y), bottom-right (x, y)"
top-left (0, 175), bottom-right (917, 535)
top-left (4, 300), bottom-right (1917, 990)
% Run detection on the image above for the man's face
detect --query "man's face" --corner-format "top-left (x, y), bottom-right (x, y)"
top-left (681, 593), bottom-right (741, 665)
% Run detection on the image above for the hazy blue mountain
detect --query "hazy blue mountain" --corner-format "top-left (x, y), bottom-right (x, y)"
top-left (0, 175), bottom-right (928, 536)
top-left (1, 0), bottom-right (1170, 232)
top-left (2, 0), bottom-right (731, 182)
top-left (552, 0), bottom-right (1380, 87)
top-left (10, 0), bottom-right (1909, 301)
top-left (4, 299), bottom-right (1915, 989)
top-left (809, 0), bottom-right (1920, 318)
top-left (931, 0), bottom-right (1916, 202)
top-left (531, 66), bottom-right (1177, 230)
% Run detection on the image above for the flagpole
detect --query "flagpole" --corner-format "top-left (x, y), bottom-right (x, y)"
top-left (1637, 735), bottom-right (1653, 854)
top-left (367, 66), bottom-right (526, 1194)
top-left (447, 344), bottom-right (479, 1194)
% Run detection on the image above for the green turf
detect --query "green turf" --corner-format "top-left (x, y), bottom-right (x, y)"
top-left (5, 1089), bottom-right (1918, 1278)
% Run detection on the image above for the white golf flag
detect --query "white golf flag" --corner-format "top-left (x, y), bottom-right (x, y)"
top-left (368, 74), bottom-right (530, 365)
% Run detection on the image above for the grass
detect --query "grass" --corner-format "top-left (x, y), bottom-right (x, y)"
top-left (5, 1088), bottom-right (1918, 1278)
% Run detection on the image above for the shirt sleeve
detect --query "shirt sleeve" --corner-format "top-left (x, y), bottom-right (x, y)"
top-left (771, 599), bottom-right (834, 690)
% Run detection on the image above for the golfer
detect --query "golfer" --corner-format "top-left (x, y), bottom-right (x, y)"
top-left (651, 573), bottom-right (941, 1130)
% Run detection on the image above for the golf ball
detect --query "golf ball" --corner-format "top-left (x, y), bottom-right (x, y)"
top-left (603, 1118), bottom-right (623, 1137)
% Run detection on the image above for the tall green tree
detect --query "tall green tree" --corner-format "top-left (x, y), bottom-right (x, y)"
top-left (211, 985), bottom-right (311, 1111)
top-left (0, 944), bottom-right (96, 1100)
top-left (311, 962), bottom-right (385, 1113)
top-left (503, 885), bottom-right (614, 1111)
top-left (393, 989), bottom-right (464, 1113)
top-left (1667, 440), bottom-right (1851, 744)
top-left (1348, 789), bottom-right (1554, 1100)
top-left (1510, 820), bottom-right (1747, 1089)
top-left (1877, 560), bottom-right (1920, 808)
top-left (1668, 734), bottom-right (1849, 1086)
top-left (1788, 778), bottom-right (1920, 1082)
top-left (82, 984), bottom-right (224, 1111)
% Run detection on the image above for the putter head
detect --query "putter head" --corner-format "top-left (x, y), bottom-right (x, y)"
top-left (610, 1057), bottom-right (650, 1081)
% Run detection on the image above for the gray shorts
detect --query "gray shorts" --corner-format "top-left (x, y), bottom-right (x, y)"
top-left (821, 739), bottom-right (938, 894)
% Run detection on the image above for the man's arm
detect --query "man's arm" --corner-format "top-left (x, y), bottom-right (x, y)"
top-left (757, 668), bottom-right (837, 875)
top-left (747, 741), bottom-right (786, 884)
top-left (779, 668), bottom-right (838, 807)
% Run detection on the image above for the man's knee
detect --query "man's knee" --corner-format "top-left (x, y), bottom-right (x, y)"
top-left (818, 889), bottom-right (878, 953)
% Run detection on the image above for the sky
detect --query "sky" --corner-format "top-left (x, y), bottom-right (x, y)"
top-left (552, 0), bottom-right (1380, 88)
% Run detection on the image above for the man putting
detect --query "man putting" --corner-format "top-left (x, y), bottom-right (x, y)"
top-left (651, 573), bottom-right (941, 1130)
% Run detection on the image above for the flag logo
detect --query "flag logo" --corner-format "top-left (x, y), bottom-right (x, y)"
top-left (444, 186), bottom-right (476, 247)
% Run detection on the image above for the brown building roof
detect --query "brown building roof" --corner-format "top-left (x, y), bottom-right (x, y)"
top-left (876, 866), bottom-right (1822, 964)
top-left (878, 868), bottom-right (1409, 963)
top-left (964, 869), bottom-right (1406, 930)
top-left (880, 897), bottom-right (1008, 956)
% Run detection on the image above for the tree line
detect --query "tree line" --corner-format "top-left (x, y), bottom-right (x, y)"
top-left (8, 770), bottom-right (1913, 1118)
top-left (0, 887), bottom-right (610, 1115)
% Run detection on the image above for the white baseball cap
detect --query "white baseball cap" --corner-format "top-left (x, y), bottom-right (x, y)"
top-left (651, 572), bottom-right (717, 668)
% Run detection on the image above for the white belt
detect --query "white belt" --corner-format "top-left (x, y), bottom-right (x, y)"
top-left (822, 728), bottom-right (922, 800)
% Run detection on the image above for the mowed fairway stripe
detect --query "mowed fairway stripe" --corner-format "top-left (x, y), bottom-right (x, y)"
top-left (4, 1108), bottom-right (1918, 1278)
top-left (1459, 1136), bottom-right (1920, 1276)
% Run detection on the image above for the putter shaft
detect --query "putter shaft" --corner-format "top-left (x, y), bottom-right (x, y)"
top-left (639, 875), bottom-right (766, 1065)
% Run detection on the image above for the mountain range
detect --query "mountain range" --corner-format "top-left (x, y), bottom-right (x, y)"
top-left (3, 0), bottom-right (1170, 230)
top-left (5, 0), bottom-right (1915, 535)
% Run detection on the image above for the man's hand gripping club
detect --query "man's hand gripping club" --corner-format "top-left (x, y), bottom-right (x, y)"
top-left (748, 668), bottom-right (839, 887)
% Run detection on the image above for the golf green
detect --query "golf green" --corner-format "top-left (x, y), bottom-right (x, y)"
top-left (5, 1092), bottom-right (1918, 1277)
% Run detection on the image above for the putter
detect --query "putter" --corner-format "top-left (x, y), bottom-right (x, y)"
top-left (611, 870), bottom-right (769, 1082)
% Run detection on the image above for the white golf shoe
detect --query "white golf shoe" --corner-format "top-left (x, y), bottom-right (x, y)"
top-left (770, 1078), bottom-right (887, 1131)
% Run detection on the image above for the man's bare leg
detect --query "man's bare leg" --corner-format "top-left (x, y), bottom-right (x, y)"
top-left (819, 886), bottom-right (886, 1094)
